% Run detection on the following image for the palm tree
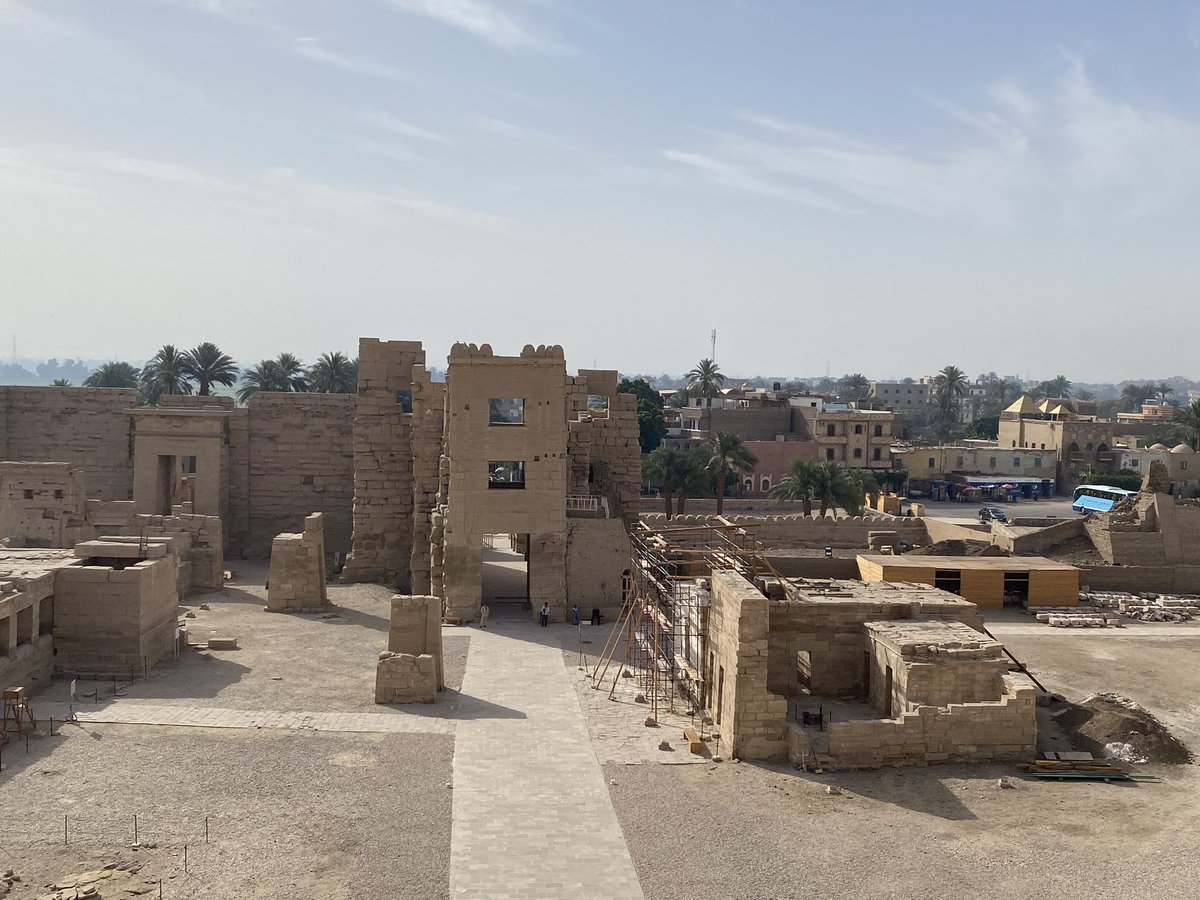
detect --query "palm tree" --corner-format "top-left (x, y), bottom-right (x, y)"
top-left (838, 373), bottom-right (871, 402)
top-left (83, 361), bottom-right (140, 389)
top-left (1175, 399), bottom-right (1200, 450)
top-left (933, 365), bottom-right (968, 421)
top-left (140, 344), bottom-right (193, 405)
top-left (182, 342), bottom-right (238, 396)
top-left (1037, 374), bottom-right (1072, 400)
top-left (1120, 382), bottom-right (1155, 412)
top-left (51, 378), bottom-right (71, 386)
top-left (237, 360), bottom-right (290, 403)
top-left (275, 352), bottom-right (309, 392)
top-left (1074, 389), bottom-right (1096, 402)
top-left (992, 377), bottom-right (1016, 406)
top-left (1154, 382), bottom-right (1174, 403)
top-left (809, 460), bottom-right (869, 517)
top-left (700, 432), bottom-right (757, 515)
top-left (307, 351), bottom-right (358, 393)
top-left (686, 358), bottom-right (725, 401)
top-left (644, 447), bottom-right (690, 519)
top-left (770, 457), bottom-right (818, 516)
top-left (674, 451), bottom-right (711, 514)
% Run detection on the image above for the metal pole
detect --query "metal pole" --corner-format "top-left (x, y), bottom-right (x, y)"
top-left (184, 845), bottom-right (188, 874)
top-left (134, 814), bottom-right (138, 844)
top-left (205, 816), bottom-right (209, 844)
top-left (64, 814), bottom-right (68, 845)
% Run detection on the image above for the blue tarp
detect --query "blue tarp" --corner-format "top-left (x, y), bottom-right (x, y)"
top-left (1074, 494), bottom-right (1117, 513)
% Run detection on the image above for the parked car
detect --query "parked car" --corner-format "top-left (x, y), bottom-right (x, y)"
top-left (978, 507), bottom-right (1008, 524)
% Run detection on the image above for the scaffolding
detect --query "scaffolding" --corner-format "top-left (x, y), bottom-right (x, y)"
top-left (590, 517), bottom-right (781, 722)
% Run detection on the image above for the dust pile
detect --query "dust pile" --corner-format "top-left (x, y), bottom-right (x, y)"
top-left (1051, 693), bottom-right (1192, 765)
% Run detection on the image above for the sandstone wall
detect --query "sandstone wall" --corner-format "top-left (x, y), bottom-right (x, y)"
top-left (0, 387), bottom-right (135, 500)
top-left (640, 513), bottom-right (927, 549)
top-left (244, 393), bottom-right (356, 556)
top-left (708, 570), bottom-right (788, 760)
top-left (565, 518), bottom-right (629, 615)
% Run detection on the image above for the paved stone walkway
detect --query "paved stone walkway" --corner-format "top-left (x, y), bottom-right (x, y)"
top-left (35, 702), bottom-right (455, 735)
top-left (450, 623), bottom-right (645, 900)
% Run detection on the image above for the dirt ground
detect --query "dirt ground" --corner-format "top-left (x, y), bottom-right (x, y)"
top-left (6, 569), bottom-right (1200, 898)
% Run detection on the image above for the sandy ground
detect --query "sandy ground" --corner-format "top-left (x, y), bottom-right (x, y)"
top-left (1, 569), bottom-right (459, 899)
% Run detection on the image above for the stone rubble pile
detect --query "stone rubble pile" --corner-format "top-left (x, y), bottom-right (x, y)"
top-left (1031, 589), bottom-right (1200, 625)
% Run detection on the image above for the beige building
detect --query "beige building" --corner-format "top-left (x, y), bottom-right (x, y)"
top-left (895, 444), bottom-right (1054, 480)
top-left (793, 403), bottom-right (896, 469)
top-left (868, 379), bottom-right (931, 410)
top-left (1120, 443), bottom-right (1199, 495)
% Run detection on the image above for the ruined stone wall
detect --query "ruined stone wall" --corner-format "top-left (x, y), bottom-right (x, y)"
top-left (267, 513), bottom-right (328, 612)
top-left (992, 517), bottom-right (1083, 554)
top-left (0, 462), bottom-right (89, 547)
top-left (0, 568), bottom-right (56, 689)
top-left (565, 518), bottom-right (629, 615)
top-left (708, 570), bottom-right (788, 760)
top-left (244, 393), bottom-right (355, 556)
top-left (1078, 564), bottom-right (1200, 595)
top-left (409, 370), bottom-right (445, 595)
top-left (0, 387), bottom-right (135, 500)
top-left (809, 672), bottom-right (1036, 768)
top-left (344, 339), bottom-right (423, 588)
top-left (640, 513), bottom-right (927, 549)
top-left (53, 554), bottom-right (179, 675)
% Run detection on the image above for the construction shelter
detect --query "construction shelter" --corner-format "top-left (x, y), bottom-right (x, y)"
top-left (856, 554), bottom-right (1079, 610)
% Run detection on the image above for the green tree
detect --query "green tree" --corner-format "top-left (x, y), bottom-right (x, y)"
top-left (966, 413), bottom-right (1000, 440)
top-left (617, 377), bottom-right (667, 453)
top-left (1120, 382), bottom-right (1156, 412)
top-left (50, 378), bottom-right (71, 386)
top-left (182, 342), bottom-right (238, 396)
top-left (933, 365), bottom-right (968, 422)
top-left (838, 373), bottom-right (871, 402)
top-left (686, 358), bottom-right (725, 400)
top-left (307, 351), bottom-right (358, 393)
top-left (769, 456), bottom-right (818, 516)
top-left (809, 460), bottom-right (870, 517)
top-left (275, 352), bottom-right (309, 392)
top-left (83, 361), bottom-right (140, 389)
top-left (1175, 399), bottom-right (1200, 450)
top-left (140, 344), bottom-right (193, 405)
top-left (673, 449), bottom-right (712, 514)
top-left (700, 432), bottom-right (757, 515)
top-left (1035, 375), bottom-right (1072, 400)
top-left (237, 360), bottom-right (290, 403)
top-left (643, 447), bottom-right (691, 519)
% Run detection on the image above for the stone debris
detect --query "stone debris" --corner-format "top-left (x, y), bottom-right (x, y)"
top-left (1035, 589), bottom-right (1200, 625)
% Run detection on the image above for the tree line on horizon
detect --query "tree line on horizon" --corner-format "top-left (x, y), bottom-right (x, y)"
top-left (66, 343), bottom-right (359, 405)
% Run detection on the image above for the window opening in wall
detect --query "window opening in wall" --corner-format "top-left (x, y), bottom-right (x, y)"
top-left (853, 448), bottom-right (862, 458)
top-left (54, 489), bottom-right (64, 500)
top-left (873, 448), bottom-right (882, 461)
top-left (488, 461), bottom-right (525, 489)
top-left (181, 456), bottom-right (198, 475)
top-left (883, 665), bottom-right (894, 717)
top-left (40, 598), bottom-right (53, 636)
top-left (874, 424), bottom-right (883, 437)
top-left (934, 569), bottom-right (962, 595)
top-left (826, 424), bottom-right (836, 437)
top-left (761, 476), bottom-right (771, 491)
top-left (854, 424), bottom-right (863, 434)
top-left (395, 390), bottom-right (412, 413)
top-left (488, 398), bottom-right (525, 425)
top-left (23, 489), bottom-right (33, 500)
top-left (16, 606), bottom-right (32, 646)
top-left (826, 449), bottom-right (836, 461)
top-left (587, 395), bottom-right (610, 414)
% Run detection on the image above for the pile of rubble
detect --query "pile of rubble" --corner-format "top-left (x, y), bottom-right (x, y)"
top-left (1081, 588), bottom-right (1200, 623)
top-left (1029, 607), bottom-right (1123, 628)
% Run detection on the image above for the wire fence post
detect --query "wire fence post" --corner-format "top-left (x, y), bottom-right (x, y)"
top-left (204, 816), bottom-right (209, 844)
top-left (64, 814), bottom-right (68, 846)
top-left (184, 844), bottom-right (188, 874)
top-left (134, 814), bottom-right (138, 844)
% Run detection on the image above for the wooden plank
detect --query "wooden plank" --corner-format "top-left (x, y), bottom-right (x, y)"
top-left (682, 726), bottom-right (702, 754)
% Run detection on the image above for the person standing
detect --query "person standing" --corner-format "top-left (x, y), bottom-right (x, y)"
top-left (479, 603), bottom-right (490, 628)
top-left (539, 602), bottom-right (550, 627)
top-left (571, 604), bottom-right (580, 626)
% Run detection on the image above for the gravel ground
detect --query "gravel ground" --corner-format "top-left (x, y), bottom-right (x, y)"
top-left (608, 760), bottom-right (1200, 900)
top-left (32, 562), bottom-right (469, 714)
top-left (1, 725), bottom-right (453, 899)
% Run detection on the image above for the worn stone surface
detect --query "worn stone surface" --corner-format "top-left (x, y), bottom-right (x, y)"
top-left (266, 513), bottom-right (328, 612)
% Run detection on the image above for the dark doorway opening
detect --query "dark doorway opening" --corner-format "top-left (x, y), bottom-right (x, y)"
top-left (934, 569), bottom-right (962, 595)
top-left (1003, 572), bottom-right (1030, 607)
top-left (481, 533), bottom-right (530, 613)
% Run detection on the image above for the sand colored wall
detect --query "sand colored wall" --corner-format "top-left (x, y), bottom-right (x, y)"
top-left (52, 554), bottom-right (179, 675)
top-left (0, 568), bottom-right (56, 689)
top-left (565, 518), bottom-right (629, 615)
top-left (244, 393), bottom-right (356, 555)
top-left (0, 386), bottom-right (135, 500)
top-left (707, 571), bottom-right (788, 760)
top-left (267, 513), bottom-right (329, 612)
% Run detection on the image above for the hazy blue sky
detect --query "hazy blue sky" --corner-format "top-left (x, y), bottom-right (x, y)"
top-left (2, 1), bottom-right (1199, 381)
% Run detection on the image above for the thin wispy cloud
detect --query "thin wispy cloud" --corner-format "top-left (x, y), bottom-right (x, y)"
top-left (669, 57), bottom-right (1200, 227)
top-left (470, 116), bottom-right (567, 147)
top-left (293, 37), bottom-right (402, 79)
top-left (384, 0), bottom-right (558, 51)
top-left (359, 110), bottom-right (452, 144)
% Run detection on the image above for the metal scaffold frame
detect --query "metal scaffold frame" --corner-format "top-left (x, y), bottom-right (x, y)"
top-left (590, 517), bottom-right (781, 723)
